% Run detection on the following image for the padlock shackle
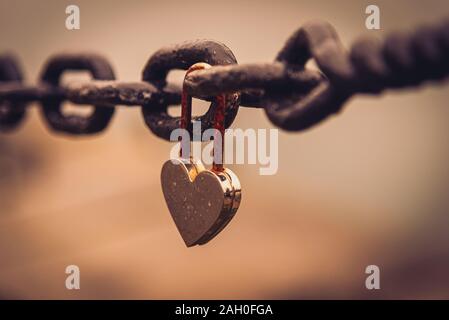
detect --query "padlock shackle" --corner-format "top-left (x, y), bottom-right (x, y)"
top-left (181, 63), bottom-right (225, 172)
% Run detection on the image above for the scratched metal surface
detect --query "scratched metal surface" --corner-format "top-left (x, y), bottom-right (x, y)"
top-left (0, 0), bottom-right (449, 299)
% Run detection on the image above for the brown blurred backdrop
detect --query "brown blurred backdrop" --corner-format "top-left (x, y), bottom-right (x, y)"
top-left (1, 0), bottom-right (449, 299)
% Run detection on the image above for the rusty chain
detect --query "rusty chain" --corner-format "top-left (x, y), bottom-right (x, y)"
top-left (1, 19), bottom-right (449, 139)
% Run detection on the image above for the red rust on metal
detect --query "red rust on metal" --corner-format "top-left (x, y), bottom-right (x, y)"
top-left (180, 63), bottom-right (227, 172)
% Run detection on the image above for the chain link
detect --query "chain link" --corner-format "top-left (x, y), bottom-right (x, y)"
top-left (1, 19), bottom-right (448, 138)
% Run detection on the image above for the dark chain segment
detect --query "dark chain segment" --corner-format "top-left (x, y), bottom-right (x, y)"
top-left (0, 54), bottom-right (26, 131)
top-left (1, 19), bottom-right (448, 138)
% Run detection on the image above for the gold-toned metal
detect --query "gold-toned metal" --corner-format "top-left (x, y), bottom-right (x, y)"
top-left (161, 159), bottom-right (241, 247)
top-left (160, 62), bottom-right (242, 247)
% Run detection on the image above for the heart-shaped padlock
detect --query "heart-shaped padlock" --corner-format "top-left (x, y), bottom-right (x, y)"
top-left (161, 63), bottom-right (241, 247)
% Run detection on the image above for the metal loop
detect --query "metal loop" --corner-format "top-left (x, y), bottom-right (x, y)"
top-left (263, 21), bottom-right (352, 131)
top-left (183, 62), bottom-right (323, 100)
top-left (0, 54), bottom-right (26, 131)
top-left (39, 53), bottom-right (116, 134)
top-left (141, 40), bottom-right (240, 140)
top-left (180, 62), bottom-right (227, 171)
top-left (1, 18), bottom-right (449, 136)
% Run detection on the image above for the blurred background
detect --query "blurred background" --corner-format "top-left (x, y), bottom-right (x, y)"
top-left (1, 0), bottom-right (449, 299)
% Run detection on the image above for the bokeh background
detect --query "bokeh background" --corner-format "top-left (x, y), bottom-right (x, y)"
top-left (1, 0), bottom-right (449, 299)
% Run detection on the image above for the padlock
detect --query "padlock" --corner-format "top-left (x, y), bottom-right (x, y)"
top-left (160, 62), bottom-right (241, 247)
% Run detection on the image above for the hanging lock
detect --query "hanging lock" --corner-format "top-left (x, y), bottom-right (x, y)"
top-left (160, 63), bottom-right (241, 247)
